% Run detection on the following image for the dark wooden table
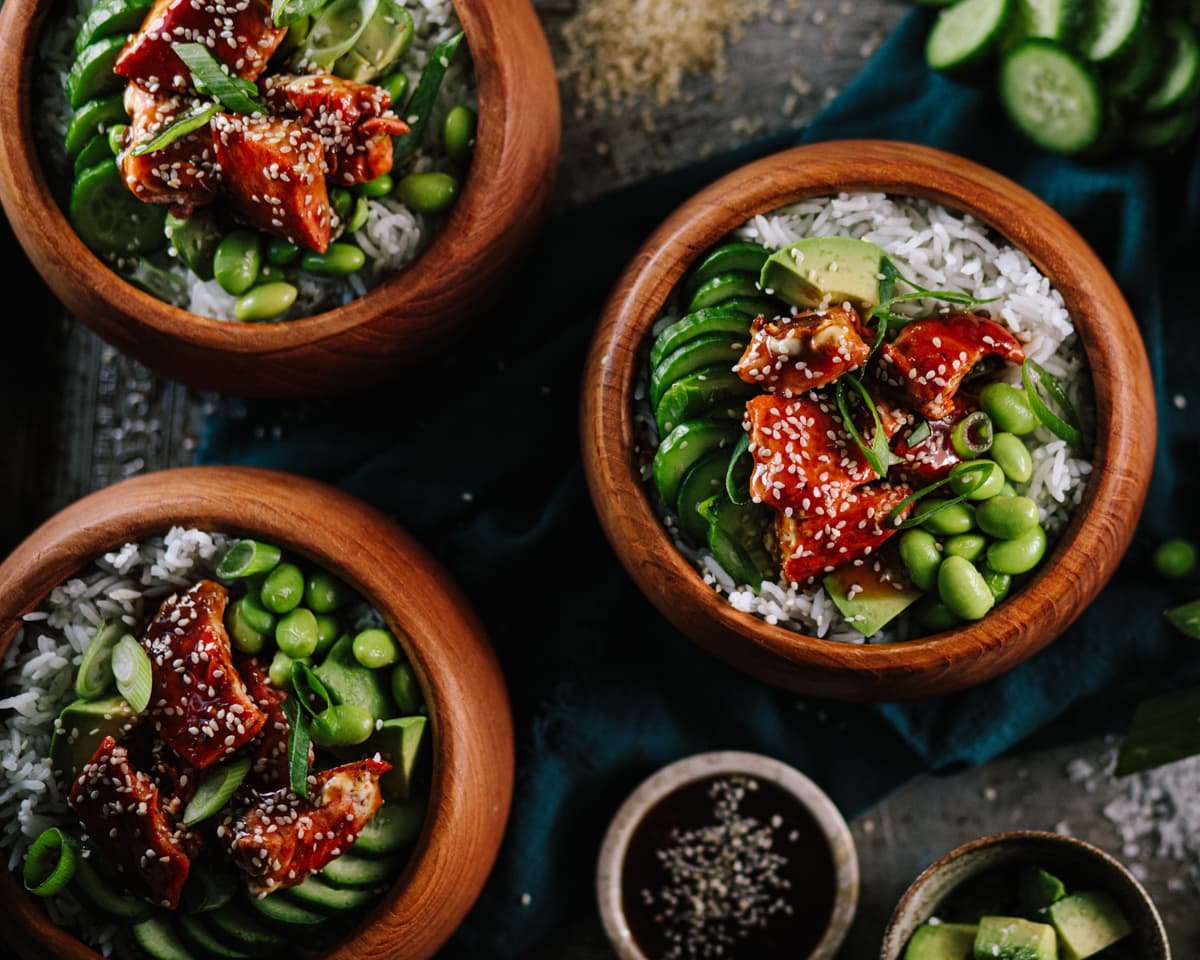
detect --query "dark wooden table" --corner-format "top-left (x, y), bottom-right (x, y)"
top-left (3, 1), bottom-right (1195, 956)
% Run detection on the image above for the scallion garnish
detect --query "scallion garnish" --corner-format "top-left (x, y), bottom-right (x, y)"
top-left (725, 433), bottom-right (753, 505)
top-left (835, 375), bottom-right (891, 477)
top-left (867, 257), bottom-right (998, 336)
top-left (280, 695), bottom-right (311, 798)
top-left (111, 635), bottom-right (152, 713)
top-left (271, 0), bottom-right (327, 26)
top-left (906, 418), bottom-right (931, 447)
top-left (1166, 599), bottom-right (1200, 639)
top-left (885, 462), bottom-right (992, 530)
top-left (182, 757), bottom-right (251, 826)
top-left (291, 661), bottom-right (333, 719)
top-left (130, 101), bottom-right (220, 157)
top-left (1116, 684), bottom-right (1200, 775)
top-left (172, 43), bottom-right (266, 114)
top-left (950, 411), bottom-right (994, 458)
top-left (23, 827), bottom-right (78, 897)
top-left (75, 621), bottom-right (124, 699)
top-left (297, 0), bottom-right (380, 70)
top-left (215, 539), bottom-right (283, 579)
top-left (393, 31), bottom-right (464, 164)
top-left (1022, 358), bottom-right (1083, 448)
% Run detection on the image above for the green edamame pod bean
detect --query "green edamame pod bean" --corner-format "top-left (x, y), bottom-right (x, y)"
top-left (1154, 538), bottom-right (1197, 579)
top-left (213, 230), bottom-right (261, 296)
top-left (330, 187), bottom-right (355, 224)
top-left (107, 123), bottom-right (128, 155)
top-left (915, 596), bottom-right (963, 633)
top-left (899, 529), bottom-right (942, 592)
top-left (234, 282), bottom-right (297, 322)
top-left (314, 614), bottom-right (340, 656)
top-left (980, 382), bottom-right (1039, 435)
top-left (276, 608), bottom-right (318, 659)
top-left (949, 460), bottom-right (1006, 500)
top-left (443, 104), bottom-right (476, 164)
top-left (301, 243), bottom-right (365, 276)
top-left (999, 482), bottom-right (1017, 498)
top-left (261, 563), bottom-right (305, 614)
top-left (380, 71), bottom-right (409, 108)
top-left (352, 628), bottom-right (398, 669)
top-left (394, 171), bottom-right (459, 214)
top-left (937, 556), bottom-right (995, 621)
top-left (360, 174), bottom-right (393, 198)
top-left (944, 533), bottom-right (988, 564)
top-left (347, 196), bottom-right (370, 233)
top-left (226, 599), bottom-right (267, 654)
top-left (304, 571), bottom-right (347, 613)
top-left (980, 565), bottom-right (1012, 602)
top-left (916, 499), bottom-right (976, 536)
top-left (986, 524), bottom-right (1047, 575)
top-left (990, 432), bottom-right (1033, 484)
top-left (976, 496), bottom-right (1040, 540)
top-left (269, 650), bottom-right (300, 688)
top-left (310, 704), bottom-right (374, 747)
top-left (391, 661), bottom-right (420, 714)
top-left (236, 592), bottom-right (276, 634)
top-left (266, 237), bottom-right (301, 265)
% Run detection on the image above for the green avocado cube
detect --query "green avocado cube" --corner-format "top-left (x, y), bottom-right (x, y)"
top-left (824, 565), bottom-right (922, 638)
top-left (314, 635), bottom-right (394, 722)
top-left (1047, 892), bottom-right (1132, 960)
top-left (1019, 866), bottom-right (1067, 914)
top-left (905, 922), bottom-right (978, 959)
top-left (365, 716), bottom-right (428, 800)
top-left (760, 236), bottom-right (886, 310)
top-left (49, 696), bottom-right (136, 788)
top-left (974, 916), bottom-right (1058, 959)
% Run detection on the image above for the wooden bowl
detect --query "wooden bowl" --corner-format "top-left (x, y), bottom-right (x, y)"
top-left (581, 140), bottom-right (1155, 702)
top-left (879, 830), bottom-right (1171, 959)
top-left (0, 466), bottom-right (513, 960)
top-left (0, 0), bottom-right (560, 397)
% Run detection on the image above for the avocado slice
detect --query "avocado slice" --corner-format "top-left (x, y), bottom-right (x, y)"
top-left (905, 922), bottom-right (977, 959)
top-left (824, 564), bottom-right (922, 638)
top-left (760, 236), bottom-right (886, 311)
top-left (1019, 866), bottom-right (1067, 914)
top-left (973, 916), bottom-right (1058, 959)
top-left (314, 634), bottom-right (394, 722)
top-left (49, 696), bottom-right (136, 788)
top-left (1047, 892), bottom-right (1132, 960)
top-left (364, 716), bottom-right (428, 800)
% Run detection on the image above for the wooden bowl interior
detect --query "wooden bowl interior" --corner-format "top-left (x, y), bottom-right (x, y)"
top-left (0, 466), bottom-right (513, 960)
top-left (0, 0), bottom-right (560, 396)
top-left (581, 140), bottom-right (1155, 701)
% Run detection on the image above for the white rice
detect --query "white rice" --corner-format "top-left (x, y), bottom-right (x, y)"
top-left (36, 0), bottom-right (476, 321)
top-left (644, 193), bottom-right (1094, 643)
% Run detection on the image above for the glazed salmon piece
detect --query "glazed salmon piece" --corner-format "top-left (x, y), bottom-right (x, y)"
top-left (119, 82), bottom-right (218, 215)
top-left (224, 757), bottom-right (391, 895)
top-left (263, 73), bottom-right (410, 186)
top-left (211, 112), bottom-right (332, 251)
top-left (68, 736), bottom-right (197, 909)
top-left (735, 305), bottom-right (873, 395)
top-left (115, 0), bottom-right (286, 93)
top-left (143, 580), bottom-right (268, 770)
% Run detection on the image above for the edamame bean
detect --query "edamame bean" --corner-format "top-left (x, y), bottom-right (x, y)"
top-left (949, 460), bottom-right (1005, 500)
top-left (301, 243), bottom-right (366, 276)
top-left (237, 592), bottom-right (276, 633)
top-left (347, 196), bottom-right (369, 233)
top-left (380, 71), bottom-right (409, 107)
top-left (443, 104), bottom-right (476, 164)
top-left (991, 432), bottom-right (1033, 484)
top-left (980, 565), bottom-right (1012, 602)
top-left (213, 230), bottom-right (261, 295)
top-left (107, 123), bottom-right (128, 155)
top-left (980, 382), bottom-right (1039, 435)
top-left (360, 174), bottom-right (393, 198)
top-left (276, 608), bottom-right (318, 659)
top-left (999, 482), bottom-right (1017, 498)
top-left (314, 616), bottom-right (340, 657)
top-left (225, 598), bottom-right (268, 654)
top-left (310, 703), bottom-right (374, 747)
top-left (915, 596), bottom-right (963, 632)
top-left (352, 629), bottom-right (398, 669)
top-left (330, 187), bottom-right (355, 224)
top-left (304, 571), bottom-right (347, 613)
top-left (916, 499), bottom-right (976, 536)
top-left (945, 533), bottom-right (988, 564)
top-left (269, 650), bottom-right (304, 688)
top-left (391, 662), bottom-right (420, 714)
top-left (266, 237), bottom-right (301, 265)
top-left (394, 171), bottom-right (459, 214)
top-left (937, 556), bottom-right (995, 621)
top-left (1154, 538), bottom-right (1197, 579)
top-left (899, 529), bottom-right (942, 591)
top-left (261, 563), bottom-right (304, 614)
top-left (986, 524), bottom-right (1047, 575)
top-left (976, 496), bottom-right (1040, 540)
top-left (234, 282), bottom-right (297, 322)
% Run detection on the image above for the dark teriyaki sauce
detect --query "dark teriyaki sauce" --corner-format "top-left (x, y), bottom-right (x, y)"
top-left (620, 774), bottom-right (837, 960)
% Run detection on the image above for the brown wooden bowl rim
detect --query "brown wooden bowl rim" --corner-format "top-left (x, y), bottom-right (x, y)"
top-left (0, 466), bottom-right (514, 960)
top-left (581, 139), bottom-right (1156, 701)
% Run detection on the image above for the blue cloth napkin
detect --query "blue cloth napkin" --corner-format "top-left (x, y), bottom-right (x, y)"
top-left (198, 11), bottom-right (1200, 955)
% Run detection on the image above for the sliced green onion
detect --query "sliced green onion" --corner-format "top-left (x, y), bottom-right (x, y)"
top-left (215, 539), bottom-right (282, 579)
top-left (272, 0), bottom-right (327, 26)
top-left (182, 757), bottom-right (251, 825)
top-left (172, 43), bottom-right (266, 114)
top-left (392, 31), bottom-right (464, 164)
top-left (1166, 599), bottom-right (1200, 639)
top-left (111, 635), bottom-right (152, 714)
top-left (835, 375), bottom-right (891, 478)
top-left (724, 433), bottom-right (753, 505)
top-left (75, 621), bottom-right (125, 699)
top-left (1023, 358), bottom-right (1083, 448)
top-left (906, 419), bottom-right (931, 447)
top-left (280, 695), bottom-right (311, 798)
top-left (297, 0), bottom-right (379, 69)
top-left (24, 827), bottom-right (78, 896)
top-left (886, 462), bottom-right (993, 531)
top-left (950, 411), bottom-right (994, 458)
top-left (876, 255), bottom-right (899, 306)
top-left (1116, 684), bottom-right (1200, 775)
top-left (291, 660), bottom-right (333, 719)
top-left (131, 101), bottom-right (219, 157)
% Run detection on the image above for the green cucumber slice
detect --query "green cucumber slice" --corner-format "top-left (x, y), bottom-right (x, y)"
top-left (280, 875), bottom-right (378, 913)
top-left (649, 335), bottom-right (748, 408)
top-left (320, 853), bottom-right (400, 889)
top-left (687, 272), bottom-right (763, 312)
top-left (652, 419), bottom-right (742, 506)
top-left (132, 916), bottom-right (202, 960)
top-left (654, 366), bottom-right (754, 437)
top-left (72, 133), bottom-right (114, 177)
top-left (181, 864), bottom-right (238, 914)
top-left (675, 453), bottom-right (730, 545)
top-left (718, 296), bottom-right (778, 317)
top-left (1129, 102), bottom-right (1200, 149)
top-left (353, 797), bottom-right (425, 858)
top-left (177, 913), bottom-right (252, 959)
top-left (1105, 19), bottom-right (1161, 101)
top-left (1080, 0), bottom-right (1146, 62)
top-left (205, 903), bottom-right (287, 948)
top-left (650, 308), bottom-right (752, 369)
top-left (64, 94), bottom-right (127, 158)
top-left (926, 0), bottom-right (1013, 72)
top-left (72, 855), bottom-right (152, 921)
top-left (247, 890), bottom-right (329, 927)
top-left (1143, 20), bottom-right (1200, 113)
top-left (75, 0), bottom-right (152, 54)
top-left (70, 157), bottom-right (166, 257)
top-left (1004, 0), bottom-right (1084, 45)
top-left (698, 495), bottom-right (775, 592)
top-left (67, 35), bottom-right (128, 108)
top-left (686, 242), bottom-right (771, 294)
top-left (999, 39), bottom-right (1104, 153)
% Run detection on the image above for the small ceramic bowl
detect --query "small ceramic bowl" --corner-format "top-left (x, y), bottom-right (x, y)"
top-left (580, 139), bottom-right (1156, 702)
top-left (0, 466), bottom-right (513, 960)
top-left (880, 830), bottom-right (1171, 960)
top-left (0, 0), bottom-right (560, 397)
top-left (597, 750), bottom-right (859, 960)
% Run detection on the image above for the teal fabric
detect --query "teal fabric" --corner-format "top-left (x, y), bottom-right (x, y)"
top-left (198, 12), bottom-right (1200, 955)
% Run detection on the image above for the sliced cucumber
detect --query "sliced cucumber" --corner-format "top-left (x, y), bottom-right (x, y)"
top-left (654, 366), bottom-right (754, 437)
top-left (73, 132), bottom-right (114, 177)
top-left (64, 94), bottom-right (127, 158)
top-left (67, 35), bottom-right (128, 108)
top-left (353, 797), bottom-right (425, 858)
top-left (1080, 0), bottom-right (1146, 63)
top-left (74, 621), bottom-right (126, 699)
top-left (205, 903), bottom-right (287, 949)
top-left (72, 855), bottom-right (152, 921)
top-left (321, 852), bottom-right (401, 889)
top-left (1105, 19), bottom-right (1162, 101)
top-left (71, 158), bottom-right (166, 257)
top-left (926, 0), bottom-right (1013, 72)
top-left (649, 335), bottom-right (748, 408)
top-left (1004, 0), bottom-right (1084, 46)
top-left (718, 296), bottom-right (778, 317)
top-left (652, 419), bottom-right (742, 507)
top-left (1129, 102), bottom-right (1200, 148)
top-left (999, 39), bottom-right (1104, 153)
top-left (131, 916), bottom-right (202, 960)
top-left (699, 495), bottom-right (775, 592)
top-left (1143, 20), bottom-right (1200, 113)
top-left (687, 272), bottom-right (763, 312)
top-left (280, 875), bottom-right (378, 914)
top-left (181, 863), bottom-right (239, 914)
top-left (247, 890), bottom-right (329, 927)
top-left (75, 0), bottom-right (152, 54)
top-left (177, 913), bottom-right (252, 960)
top-left (686, 242), bottom-right (771, 295)
top-left (675, 453), bottom-right (730, 545)
top-left (650, 308), bottom-right (752, 369)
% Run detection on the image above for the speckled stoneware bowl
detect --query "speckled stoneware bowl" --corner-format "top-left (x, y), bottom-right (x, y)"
top-left (879, 830), bottom-right (1171, 960)
top-left (596, 750), bottom-right (859, 960)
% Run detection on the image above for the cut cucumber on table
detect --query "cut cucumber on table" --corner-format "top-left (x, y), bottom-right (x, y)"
top-left (1003, 0), bottom-right (1085, 47)
top-left (1079, 0), bottom-right (1147, 63)
top-left (1141, 19), bottom-right (1200, 113)
top-left (998, 40), bottom-right (1105, 153)
top-left (925, 0), bottom-right (1013, 73)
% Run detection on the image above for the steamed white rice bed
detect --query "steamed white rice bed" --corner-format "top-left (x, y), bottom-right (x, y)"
top-left (37, 0), bottom-right (476, 321)
top-left (647, 194), bottom-right (1094, 644)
